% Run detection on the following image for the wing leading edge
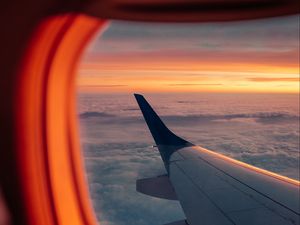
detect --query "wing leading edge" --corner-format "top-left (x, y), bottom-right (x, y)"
top-left (134, 94), bottom-right (300, 225)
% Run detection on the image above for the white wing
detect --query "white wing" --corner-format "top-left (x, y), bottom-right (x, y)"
top-left (134, 94), bottom-right (300, 225)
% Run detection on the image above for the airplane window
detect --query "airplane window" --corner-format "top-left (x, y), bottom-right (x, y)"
top-left (76, 15), bottom-right (299, 225)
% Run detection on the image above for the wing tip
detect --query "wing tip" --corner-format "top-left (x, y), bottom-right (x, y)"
top-left (134, 93), bottom-right (143, 98)
top-left (133, 93), bottom-right (192, 146)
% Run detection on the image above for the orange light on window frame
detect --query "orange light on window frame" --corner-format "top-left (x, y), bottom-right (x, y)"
top-left (16, 14), bottom-right (105, 225)
top-left (7, 2), bottom-right (299, 224)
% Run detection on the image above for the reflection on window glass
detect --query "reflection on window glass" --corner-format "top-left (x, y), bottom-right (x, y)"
top-left (77, 16), bottom-right (299, 225)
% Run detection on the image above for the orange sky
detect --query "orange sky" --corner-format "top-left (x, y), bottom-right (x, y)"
top-left (77, 16), bottom-right (299, 93)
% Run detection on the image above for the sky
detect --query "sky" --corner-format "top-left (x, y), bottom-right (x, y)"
top-left (77, 15), bottom-right (299, 93)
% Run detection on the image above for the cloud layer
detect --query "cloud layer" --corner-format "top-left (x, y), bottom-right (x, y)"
top-left (78, 93), bottom-right (299, 225)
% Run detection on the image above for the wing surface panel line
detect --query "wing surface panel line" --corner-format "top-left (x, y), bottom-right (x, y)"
top-left (172, 160), bottom-right (296, 225)
top-left (172, 161), bottom-right (237, 225)
top-left (194, 153), bottom-right (300, 216)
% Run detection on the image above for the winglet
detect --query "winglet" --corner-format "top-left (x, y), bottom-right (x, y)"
top-left (134, 94), bottom-right (192, 147)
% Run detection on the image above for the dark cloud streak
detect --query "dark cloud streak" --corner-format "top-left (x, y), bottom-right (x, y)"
top-left (248, 77), bottom-right (300, 82)
top-left (167, 83), bottom-right (223, 86)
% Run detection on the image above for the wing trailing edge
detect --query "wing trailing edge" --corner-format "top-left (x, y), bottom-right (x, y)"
top-left (136, 175), bottom-right (178, 200)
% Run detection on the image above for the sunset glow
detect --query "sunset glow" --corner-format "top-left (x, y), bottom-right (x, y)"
top-left (77, 16), bottom-right (299, 93)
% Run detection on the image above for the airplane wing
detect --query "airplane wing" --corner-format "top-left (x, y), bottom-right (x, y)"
top-left (134, 94), bottom-right (300, 225)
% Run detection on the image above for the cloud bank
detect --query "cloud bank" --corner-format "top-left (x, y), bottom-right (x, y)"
top-left (78, 93), bottom-right (299, 225)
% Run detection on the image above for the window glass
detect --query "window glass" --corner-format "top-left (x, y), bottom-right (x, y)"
top-left (77, 15), bottom-right (299, 225)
